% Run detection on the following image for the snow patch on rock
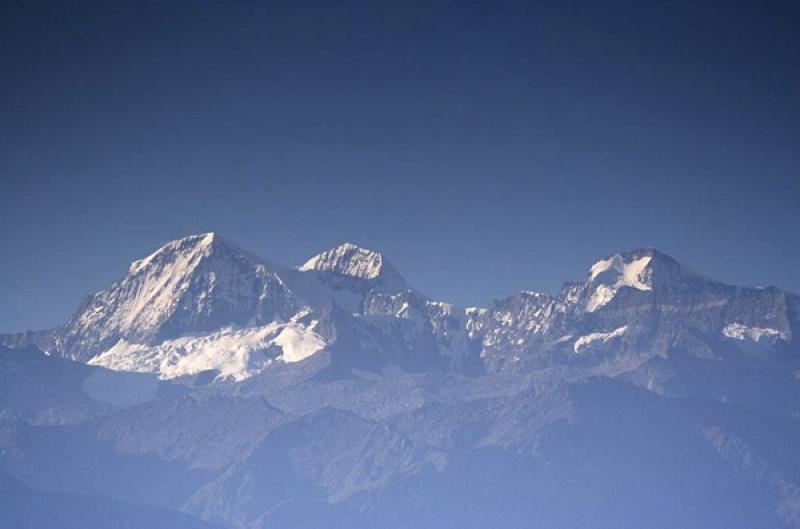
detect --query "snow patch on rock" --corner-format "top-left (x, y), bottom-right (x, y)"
top-left (586, 255), bottom-right (653, 311)
top-left (272, 325), bottom-right (326, 363)
top-left (722, 323), bottom-right (786, 342)
top-left (573, 326), bottom-right (628, 353)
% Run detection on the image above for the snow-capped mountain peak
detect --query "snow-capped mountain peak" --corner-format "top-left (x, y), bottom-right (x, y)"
top-left (128, 232), bottom-right (218, 275)
top-left (56, 232), bottom-right (298, 361)
top-left (588, 250), bottom-right (654, 288)
top-left (583, 248), bottom-right (697, 311)
top-left (298, 242), bottom-right (402, 282)
top-left (4, 236), bottom-right (797, 388)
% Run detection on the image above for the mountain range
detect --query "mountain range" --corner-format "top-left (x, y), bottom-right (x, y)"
top-left (2, 233), bottom-right (799, 528)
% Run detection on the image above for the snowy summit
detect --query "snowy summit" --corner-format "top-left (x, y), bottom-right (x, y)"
top-left (299, 242), bottom-right (394, 280)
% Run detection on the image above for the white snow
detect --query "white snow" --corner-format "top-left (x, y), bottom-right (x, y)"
top-left (272, 325), bottom-right (326, 363)
top-left (88, 321), bottom-right (326, 381)
top-left (427, 300), bottom-right (456, 315)
top-left (128, 232), bottom-right (215, 275)
top-left (76, 233), bottom-right (221, 343)
top-left (298, 242), bottom-right (385, 279)
top-left (722, 323), bottom-right (786, 342)
top-left (396, 302), bottom-right (410, 318)
top-left (586, 255), bottom-right (653, 312)
top-left (573, 326), bottom-right (628, 353)
top-left (586, 285), bottom-right (617, 312)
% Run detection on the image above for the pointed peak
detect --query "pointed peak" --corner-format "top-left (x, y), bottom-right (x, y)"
top-left (582, 247), bottom-right (710, 311)
top-left (620, 247), bottom-right (679, 264)
top-left (332, 242), bottom-right (366, 252)
top-left (177, 231), bottom-right (217, 244)
top-left (182, 231), bottom-right (236, 249)
top-left (587, 247), bottom-right (683, 283)
top-left (589, 251), bottom-right (651, 285)
top-left (127, 232), bottom-right (239, 275)
top-left (298, 242), bottom-right (396, 281)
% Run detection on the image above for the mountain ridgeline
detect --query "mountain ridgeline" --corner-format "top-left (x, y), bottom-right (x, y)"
top-left (4, 233), bottom-right (797, 385)
top-left (2, 233), bottom-right (800, 529)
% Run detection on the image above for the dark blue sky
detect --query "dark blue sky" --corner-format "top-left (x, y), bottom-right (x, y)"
top-left (1, 0), bottom-right (799, 332)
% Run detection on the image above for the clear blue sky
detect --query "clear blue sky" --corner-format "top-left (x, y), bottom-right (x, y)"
top-left (1, 0), bottom-right (799, 333)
